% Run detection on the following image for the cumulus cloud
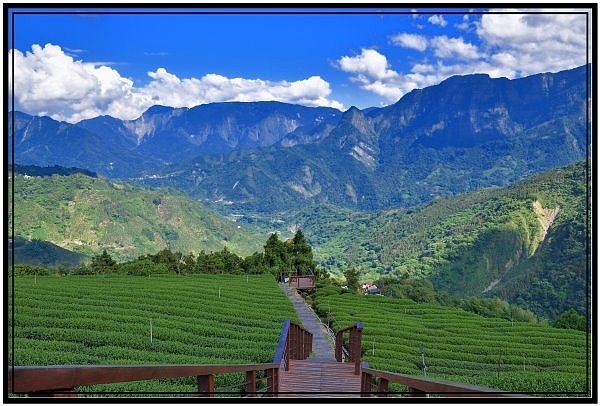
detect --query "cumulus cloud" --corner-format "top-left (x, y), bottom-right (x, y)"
top-left (336, 48), bottom-right (432, 103)
top-left (476, 11), bottom-right (588, 76)
top-left (390, 33), bottom-right (428, 51)
top-left (8, 43), bottom-right (135, 122)
top-left (428, 15), bottom-right (448, 27)
top-left (140, 69), bottom-right (343, 111)
top-left (9, 43), bottom-right (344, 123)
top-left (430, 36), bottom-right (481, 60)
top-left (338, 48), bottom-right (399, 82)
top-left (341, 11), bottom-right (589, 105)
top-left (337, 48), bottom-right (403, 102)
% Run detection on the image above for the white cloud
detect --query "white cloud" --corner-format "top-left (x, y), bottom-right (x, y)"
top-left (337, 48), bottom-right (404, 102)
top-left (390, 33), bottom-right (428, 51)
top-left (140, 69), bottom-right (344, 111)
top-left (430, 36), bottom-right (481, 60)
top-left (9, 43), bottom-right (344, 123)
top-left (428, 15), bottom-right (447, 27)
top-left (338, 48), bottom-right (399, 81)
top-left (343, 11), bottom-right (589, 105)
top-left (337, 48), bottom-right (437, 103)
top-left (476, 11), bottom-right (588, 76)
top-left (456, 14), bottom-right (471, 31)
top-left (8, 43), bottom-right (136, 123)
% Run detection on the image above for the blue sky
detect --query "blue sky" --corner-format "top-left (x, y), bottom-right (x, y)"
top-left (7, 6), bottom-right (592, 123)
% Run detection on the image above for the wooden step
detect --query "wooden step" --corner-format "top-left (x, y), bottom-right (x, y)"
top-left (279, 359), bottom-right (362, 397)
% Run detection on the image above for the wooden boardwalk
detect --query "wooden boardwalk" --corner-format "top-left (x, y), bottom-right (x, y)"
top-left (279, 360), bottom-right (362, 397)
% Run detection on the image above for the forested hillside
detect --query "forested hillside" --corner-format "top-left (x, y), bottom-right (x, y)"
top-left (8, 170), bottom-right (266, 262)
top-left (295, 161), bottom-right (589, 320)
top-left (10, 66), bottom-right (588, 215)
top-left (8, 161), bottom-right (589, 321)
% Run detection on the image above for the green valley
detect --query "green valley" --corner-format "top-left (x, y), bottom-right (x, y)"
top-left (8, 161), bottom-right (590, 322)
top-left (293, 161), bottom-right (589, 320)
top-left (8, 170), bottom-right (267, 262)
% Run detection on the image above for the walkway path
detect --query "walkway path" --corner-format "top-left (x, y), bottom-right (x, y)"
top-left (278, 283), bottom-right (361, 396)
top-left (279, 283), bottom-right (335, 361)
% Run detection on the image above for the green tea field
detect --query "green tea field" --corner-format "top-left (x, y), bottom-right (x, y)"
top-left (8, 274), bottom-right (298, 394)
top-left (313, 291), bottom-right (589, 395)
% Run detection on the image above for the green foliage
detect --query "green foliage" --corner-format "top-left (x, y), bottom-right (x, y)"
top-left (12, 164), bottom-right (97, 178)
top-left (8, 275), bottom-right (299, 394)
top-left (343, 267), bottom-right (361, 293)
top-left (89, 249), bottom-right (117, 274)
top-left (295, 161), bottom-right (589, 321)
top-left (14, 232), bottom-right (320, 287)
top-left (289, 230), bottom-right (315, 274)
top-left (553, 309), bottom-right (586, 331)
top-left (8, 161), bottom-right (589, 323)
top-left (12, 264), bottom-right (50, 276)
top-left (262, 231), bottom-right (319, 279)
top-left (312, 290), bottom-right (589, 395)
top-left (8, 172), bottom-right (266, 263)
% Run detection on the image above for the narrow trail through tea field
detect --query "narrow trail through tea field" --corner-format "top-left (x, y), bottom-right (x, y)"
top-left (279, 283), bottom-right (335, 361)
top-left (278, 283), bottom-right (362, 396)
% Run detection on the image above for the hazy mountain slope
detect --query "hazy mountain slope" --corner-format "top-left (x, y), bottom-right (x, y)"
top-left (144, 65), bottom-right (589, 214)
top-left (9, 65), bottom-right (589, 216)
top-left (9, 102), bottom-right (342, 177)
top-left (293, 161), bottom-right (589, 320)
top-left (8, 236), bottom-right (88, 267)
top-left (8, 170), bottom-right (267, 262)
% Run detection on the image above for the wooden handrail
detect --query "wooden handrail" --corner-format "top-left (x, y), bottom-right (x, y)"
top-left (8, 320), bottom-right (313, 398)
top-left (287, 274), bottom-right (315, 290)
top-left (273, 319), bottom-right (312, 391)
top-left (273, 319), bottom-right (291, 369)
top-left (273, 320), bottom-right (313, 368)
top-left (361, 367), bottom-right (529, 398)
top-left (8, 363), bottom-right (279, 397)
top-left (334, 322), bottom-right (363, 375)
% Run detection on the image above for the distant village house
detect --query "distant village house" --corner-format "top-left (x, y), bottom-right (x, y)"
top-left (362, 281), bottom-right (380, 295)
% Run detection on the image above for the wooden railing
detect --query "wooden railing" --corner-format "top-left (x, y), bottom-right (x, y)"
top-left (288, 274), bottom-right (315, 290)
top-left (334, 322), bottom-right (363, 375)
top-left (273, 319), bottom-right (313, 388)
top-left (8, 319), bottom-right (313, 398)
top-left (8, 363), bottom-right (280, 397)
top-left (360, 367), bottom-right (529, 398)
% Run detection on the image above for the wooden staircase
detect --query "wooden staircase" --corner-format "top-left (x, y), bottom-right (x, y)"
top-left (279, 359), bottom-right (361, 397)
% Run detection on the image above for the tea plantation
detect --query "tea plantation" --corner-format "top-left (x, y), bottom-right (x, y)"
top-left (313, 290), bottom-right (589, 396)
top-left (8, 274), bottom-right (298, 394)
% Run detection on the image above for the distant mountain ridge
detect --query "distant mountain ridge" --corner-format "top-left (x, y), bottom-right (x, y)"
top-left (9, 65), bottom-right (590, 214)
top-left (9, 102), bottom-right (342, 177)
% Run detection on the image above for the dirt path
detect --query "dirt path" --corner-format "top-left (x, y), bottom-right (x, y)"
top-left (280, 283), bottom-right (335, 361)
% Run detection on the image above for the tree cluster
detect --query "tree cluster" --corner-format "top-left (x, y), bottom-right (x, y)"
top-left (29, 230), bottom-right (323, 280)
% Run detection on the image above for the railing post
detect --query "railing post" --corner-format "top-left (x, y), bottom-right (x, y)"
top-left (266, 367), bottom-right (279, 396)
top-left (289, 324), bottom-right (297, 360)
top-left (306, 330), bottom-right (313, 358)
top-left (361, 371), bottom-right (372, 397)
top-left (408, 386), bottom-right (427, 397)
top-left (245, 370), bottom-right (256, 396)
top-left (351, 323), bottom-right (363, 375)
top-left (377, 378), bottom-right (389, 397)
top-left (334, 330), bottom-right (343, 361)
top-left (196, 374), bottom-right (215, 397)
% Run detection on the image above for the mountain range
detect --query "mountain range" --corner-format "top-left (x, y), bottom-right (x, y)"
top-left (7, 64), bottom-right (591, 320)
top-left (9, 64), bottom-right (589, 217)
